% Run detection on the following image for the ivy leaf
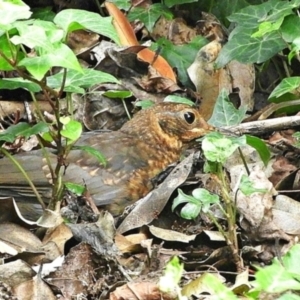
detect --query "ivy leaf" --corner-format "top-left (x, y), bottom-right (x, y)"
top-left (18, 43), bottom-right (82, 80)
top-left (128, 4), bottom-right (172, 31)
top-left (47, 69), bottom-right (119, 93)
top-left (269, 77), bottom-right (300, 99)
top-left (216, 30), bottom-right (286, 67)
top-left (151, 36), bottom-right (207, 86)
top-left (0, 122), bottom-right (49, 142)
top-left (246, 135), bottom-right (271, 166)
top-left (54, 9), bottom-right (119, 44)
top-left (208, 89), bottom-right (247, 127)
top-left (0, 0), bottom-right (32, 27)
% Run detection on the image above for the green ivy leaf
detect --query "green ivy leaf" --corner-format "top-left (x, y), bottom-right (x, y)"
top-left (0, 0), bottom-right (32, 27)
top-left (239, 175), bottom-right (268, 196)
top-left (208, 89), bottom-right (247, 127)
top-left (54, 9), bottom-right (119, 44)
top-left (0, 35), bottom-right (25, 71)
top-left (18, 43), bottom-right (82, 80)
top-left (47, 69), bottom-right (119, 93)
top-left (0, 122), bottom-right (49, 142)
top-left (202, 132), bottom-right (246, 164)
top-left (164, 95), bottom-right (195, 106)
top-left (151, 36), bottom-right (207, 86)
top-left (103, 90), bottom-right (132, 99)
top-left (128, 4), bottom-right (172, 31)
top-left (64, 182), bottom-right (85, 196)
top-left (0, 78), bottom-right (40, 92)
top-left (268, 77), bottom-right (300, 99)
top-left (135, 100), bottom-right (155, 109)
top-left (60, 119), bottom-right (82, 142)
top-left (164, 0), bottom-right (197, 7)
top-left (216, 30), bottom-right (286, 67)
top-left (246, 135), bottom-right (270, 166)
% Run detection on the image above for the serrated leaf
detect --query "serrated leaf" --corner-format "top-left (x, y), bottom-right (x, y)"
top-left (47, 69), bottom-right (119, 93)
top-left (128, 4), bottom-right (172, 31)
top-left (164, 95), bottom-right (194, 106)
top-left (73, 145), bottom-right (107, 167)
top-left (269, 77), bottom-right (300, 99)
top-left (208, 89), bottom-right (247, 127)
top-left (0, 0), bottom-right (32, 26)
top-left (246, 135), bottom-right (270, 166)
top-left (54, 9), bottom-right (119, 44)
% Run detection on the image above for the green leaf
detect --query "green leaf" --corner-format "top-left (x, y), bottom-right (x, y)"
top-left (164, 0), bottom-right (197, 7)
top-left (151, 36), bottom-right (207, 86)
top-left (251, 17), bottom-right (284, 38)
top-left (31, 7), bottom-right (55, 22)
top-left (164, 95), bottom-right (194, 106)
top-left (54, 9), bottom-right (119, 44)
top-left (202, 132), bottom-right (246, 164)
top-left (18, 43), bottom-right (82, 80)
top-left (281, 15), bottom-right (300, 43)
top-left (268, 77), bottom-right (300, 99)
top-left (0, 122), bottom-right (49, 142)
top-left (0, 78), bottom-right (41, 92)
top-left (11, 23), bottom-right (50, 50)
top-left (103, 90), bottom-right (132, 99)
top-left (254, 260), bottom-right (300, 293)
top-left (239, 175), bottom-right (268, 196)
top-left (288, 37), bottom-right (300, 64)
top-left (135, 100), bottom-right (155, 109)
top-left (159, 256), bottom-right (184, 293)
top-left (64, 182), bottom-right (85, 196)
top-left (172, 189), bottom-right (199, 211)
top-left (216, 30), bottom-right (286, 67)
top-left (180, 202), bottom-right (201, 220)
top-left (208, 89), bottom-right (247, 127)
top-left (246, 135), bottom-right (271, 166)
top-left (0, 0), bottom-right (32, 27)
top-left (281, 244), bottom-right (300, 279)
top-left (0, 35), bottom-right (25, 71)
top-left (47, 69), bottom-right (120, 93)
top-left (128, 4), bottom-right (172, 31)
top-left (201, 273), bottom-right (238, 300)
top-left (73, 145), bottom-right (107, 167)
top-left (60, 119), bottom-right (82, 142)
top-left (192, 188), bottom-right (219, 213)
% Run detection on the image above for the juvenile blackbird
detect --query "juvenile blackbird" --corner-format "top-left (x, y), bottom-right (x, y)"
top-left (0, 103), bottom-right (213, 215)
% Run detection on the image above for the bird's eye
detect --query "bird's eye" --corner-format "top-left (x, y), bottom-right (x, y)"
top-left (184, 112), bottom-right (195, 124)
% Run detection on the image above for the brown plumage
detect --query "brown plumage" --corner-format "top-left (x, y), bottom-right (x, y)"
top-left (0, 103), bottom-right (213, 215)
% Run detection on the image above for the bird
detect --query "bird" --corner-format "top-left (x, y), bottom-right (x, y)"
top-left (0, 102), bottom-right (213, 216)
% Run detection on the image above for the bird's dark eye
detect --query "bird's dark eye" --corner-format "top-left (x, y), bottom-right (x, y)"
top-left (184, 112), bottom-right (195, 124)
